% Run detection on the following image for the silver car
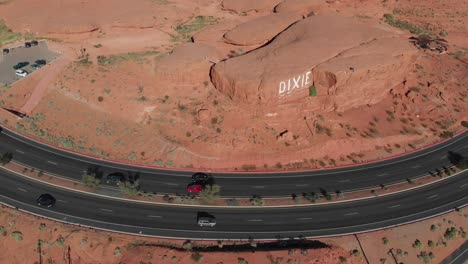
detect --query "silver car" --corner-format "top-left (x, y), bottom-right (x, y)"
top-left (197, 213), bottom-right (216, 227)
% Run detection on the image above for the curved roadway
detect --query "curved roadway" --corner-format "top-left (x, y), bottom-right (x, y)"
top-left (0, 166), bottom-right (466, 240)
top-left (1, 128), bottom-right (467, 197)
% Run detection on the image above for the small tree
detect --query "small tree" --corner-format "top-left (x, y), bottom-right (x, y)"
top-left (200, 185), bottom-right (221, 204)
top-left (444, 227), bottom-right (458, 240)
top-left (11, 231), bottom-right (23, 241)
top-left (250, 196), bottom-right (265, 206)
top-left (413, 239), bottom-right (423, 249)
top-left (0, 152), bottom-right (13, 165)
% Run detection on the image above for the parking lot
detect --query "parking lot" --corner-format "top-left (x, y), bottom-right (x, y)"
top-left (0, 41), bottom-right (60, 85)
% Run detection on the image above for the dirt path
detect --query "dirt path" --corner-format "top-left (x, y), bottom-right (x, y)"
top-left (19, 56), bottom-right (71, 114)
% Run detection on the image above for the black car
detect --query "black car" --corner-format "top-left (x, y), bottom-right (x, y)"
top-left (25, 42), bottom-right (31, 48)
top-left (13, 62), bottom-right (29, 70)
top-left (2, 48), bottom-right (9, 55)
top-left (31, 40), bottom-right (39, 46)
top-left (37, 194), bottom-right (56, 208)
top-left (31, 64), bottom-right (42, 70)
top-left (35, 59), bottom-right (46, 66)
top-left (192, 172), bottom-right (209, 182)
top-left (105, 172), bottom-right (125, 185)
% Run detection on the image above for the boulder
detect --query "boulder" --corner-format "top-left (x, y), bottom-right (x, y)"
top-left (221, 0), bottom-right (282, 13)
top-left (155, 43), bottom-right (221, 85)
top-left (224, 13), bottom-right (303, 46)
top-left (211, 15), bottom-right (415, 111)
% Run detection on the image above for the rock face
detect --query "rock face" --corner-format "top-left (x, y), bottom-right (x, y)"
top-left (221, 0), bottom-right (281, 13)
top-left (155, 43), bottom-right (220, 85)
top-left (224, 13), bottom-right (303, 46)
top-left (211, 15), bottom-right (417, 111)
top-left (274, 0), bottom-right (325, 16)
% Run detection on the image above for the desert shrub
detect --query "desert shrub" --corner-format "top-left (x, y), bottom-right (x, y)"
top-left (238, 258), bottom-right (249, 264)
top-left (0, 152), bottom-right (13, 165)
top-left (413, 239), bottom-right (423, 249)
top-left (428, 240), bottom-right (435, 248)
top-left (191, 252), bottom-right (203, 262)
top-left (444, 227), bottom-right (458, 240)
top-left (352, 249), bottom-right (360, 257)
top-left (119, 180), bottom-right (140, 196)
top-left (82, 172), bottom-right (100, 188)
top-left (418, 251), bottom-right (435, 264)
top-left (55, 236), bottom-right (65, 246)
top-left (38, 223), bottom-right (46, 231)
top-left (226, 198), bottom-right (239, 206)
top-left (382, 237), bottom-right (390, 245)
top-left (114, 247), bottom-right (122, 256)
top-left (461, 121), bottom-right (468, 128)
top-left (339, 256), bottom-right (347, 263)
top-left (11, 231), bottom-right (23, 241)
top-left (250, 196), bottom-right (265, 206)
top-left (200, 185), bottom-right (221, 203)
top-left (0, 19), bottom-right (22, 46)
top-left (309, 86), bottom-right (317, 96)
top-left (430, 224), bottom-right (438, 232)
top-left (182, 240), bottom-right (193, 250)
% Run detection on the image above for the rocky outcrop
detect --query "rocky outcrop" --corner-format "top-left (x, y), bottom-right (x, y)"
top-left (274, 0), bottom-right (326, 16)
top-left (211, 16), bottom-right (417, 111)
top-left (155, 43), bottom-right (220, 85)
top-left (221, 0), bottom-right (282, 13)
top-left (224, 13), bottom-right (303, 46)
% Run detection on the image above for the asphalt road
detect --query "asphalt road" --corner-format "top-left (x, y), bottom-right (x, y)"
top-left (1, 127), bottom-right (467, 197)
top-left (441, 241), bottom-right (468, 264)
top-left (0, 165), bottom-right (466, 240)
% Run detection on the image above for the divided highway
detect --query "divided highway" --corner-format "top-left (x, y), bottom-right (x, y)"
top-left (0, 165), bottom-right (466, 239)
top-left (1, 127), bottom-right (467, 197)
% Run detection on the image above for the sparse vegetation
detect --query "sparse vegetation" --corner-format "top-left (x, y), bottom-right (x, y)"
top-left (444, 227), bottom-right (458, 240)
top-left (55, 236), bottom-right (65, 246)
top-left (238, 257), bottom-right (249, 264)
top-left (82, 172), bottom-right (101, 188)
top-left (199, 185), bottom-right (221, 203)
top-left (309, 86), bottom-right (317, 96)
top-left (191, 252), bottom-right (203, 262)
top-left (119, 180), bottom-right (140, 196)
top-left (97, 51), bottom-right (159, 66)
top-left (383, 13), bottom-right (427, 35)
top-left (11, 231), bottom-right (23, 241)
top-left (0, 152), bottom-right (13, 165)
top-left (0, 19), bottom-right (21, 46)
top-left (383, 237), bottom-right (390, 245)
top-left (413, 239), bottom-right (423, 249)
top-left (250, 196), bottom-right (265, 206)
top-left (114, 247), bottom-right (122, 256)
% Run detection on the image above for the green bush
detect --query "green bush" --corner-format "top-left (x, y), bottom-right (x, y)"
top-left (250, 196), bottom-right (265, 206)
top-left (413, 239), bottom-right (423, 249)
top-left (119, 180), bottom-right (140, 196)
top-left (309, 86), bottom-right (317, 96)
top-left (200, 185), bottom-right (221, 204)
top-left (38, 223), bottom-right (46, 231)
top-left (238, 257), bottom-right (249, 264)
top-left (55, 236), bottom-right (65, 246)
top-left (82, 172), bottom-right (101, 188)
top-left (444, 227), bottom-right (458, 240)
top-left (114, 247), bottom-right (122, 256)
top-left (11, 231), bottom-right (23, 241)
top-left (0, 152), bottom-right (13, 165)
top-left (383, 237), bottom-right (390, 245)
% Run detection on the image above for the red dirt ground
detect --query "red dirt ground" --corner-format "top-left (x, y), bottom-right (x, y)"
top-left (0, 0), bottom-right (466, 171)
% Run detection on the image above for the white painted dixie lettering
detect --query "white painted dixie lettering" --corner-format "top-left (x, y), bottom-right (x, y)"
top-left (279, 71), bottom-right (311, 96)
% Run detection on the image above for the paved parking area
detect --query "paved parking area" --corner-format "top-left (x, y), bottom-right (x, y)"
top-left (0, 41), bottom-right (60, 85)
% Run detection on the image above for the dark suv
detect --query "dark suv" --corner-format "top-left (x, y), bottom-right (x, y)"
top-left (25, 42), bottom-right (31, 48)
top-left (37, 193), bottom-right (56, 208)
top-left (31, 40), bottom-right (39, 46)
top-left (13, 62), bottom-right (29, 69)
top-left (105, 172), bottom-right (125, 185)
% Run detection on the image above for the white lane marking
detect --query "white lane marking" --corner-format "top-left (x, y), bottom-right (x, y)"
top-left (377, 173), bottom-right (388, 177)
top-left (295, 184), bottom-right (308, 187)
top-left (252, 186), bottom-right (265, 189)
top-left (164, 183), bottom-right (178, 186)
top-left (345, 212), bottom-right (359, 216)
top-left (427, 194), bottom-right (439, 199)
top-left (47, 161), bottom-right (57, 165)
top-left (440, 155), bottom-right (447, 160)
top-left (247, 219), bottom-right (263, 222)
top-left (297, 217), bottom-right (312, 220)
top-left (147, 215), bottom-right (162, 218)
top-left (412, 165), bottom-right (421, 168)
top-left (460, 183), bottom-right (468, 188)
top-left (100, 208), bottom-right (113, 212)
top-left (339, 179), bottom-right (350, 183)
top-left (17, 188), bottom-right (28, 192)
top-left (15, 149), bottom-right (25, 154)
top-left (57, 199), bottom-right (68, 203)
top-left (388, 205), bottom-right (400, 208)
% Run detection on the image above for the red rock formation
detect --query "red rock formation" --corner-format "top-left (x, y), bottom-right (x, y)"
top-left (211, 16), bottom-right (416, 111)
top-left (223, 13), bottom-right (303, 46)
top-left (221, 0), bottom-right (282, 13)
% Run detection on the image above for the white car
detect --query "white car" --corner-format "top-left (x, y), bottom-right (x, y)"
top-left (15, 69), bottom-right (28, 77)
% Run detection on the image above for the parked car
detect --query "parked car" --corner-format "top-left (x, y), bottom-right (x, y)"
top-left (191, 172), bottom-right (209, 182)
top-left (13, 61), bottom-right (29, 69)
top-left (197, 212), bottom-right (216, 227)
top-left (105, 172), bottom-right (125, 185)
top-left (25, 42), bottom-right (31, 48)
top-left (37, 193), bottom-right (56, 208)
top-left (15, 69), bottom-right (28, 77)
top-left (31, 40), bottom-right (39, 46)
top-left (2, 48), bottom-right (9, 55)
top-left (187, 183), bottom-right (204, 194)
top-left (35, 59), bottom-right (46, 66)
top-left (31, 63), bottom-right (42, 70)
